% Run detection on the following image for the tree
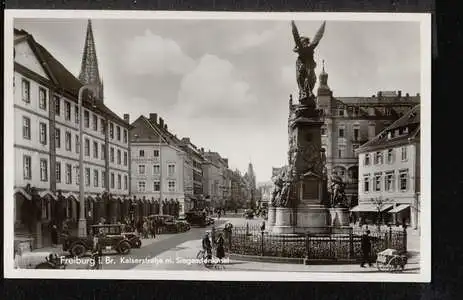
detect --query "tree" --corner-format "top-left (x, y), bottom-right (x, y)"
top-left (369, 196), bottom-right (393, 230)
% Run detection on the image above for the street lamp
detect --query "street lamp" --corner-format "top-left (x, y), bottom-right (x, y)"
top-left (77, 84), bottom-right (97, 238)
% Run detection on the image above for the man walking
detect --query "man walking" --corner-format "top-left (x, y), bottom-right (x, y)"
top-left (360, 229), bottom-right (372, 267)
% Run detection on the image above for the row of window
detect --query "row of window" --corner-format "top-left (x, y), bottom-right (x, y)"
top-left (22, 155), bottom-right (128, 190)
top-left (363, 169), bottom-right (409, 193)
top-left (137, 164), bottom-right (175, 176)
top-left (22, 116), bottom-right (128, 166)
top-left (21, 78), bottom-right (128, 144)
top-left (364, 147), bottom-right (408, 166)
top-left (321, 124), bottom-right (361, 140)
top-left (138, 149), bottom-right (160, 158)
top-left (137, 180), bottom-right (176, 193)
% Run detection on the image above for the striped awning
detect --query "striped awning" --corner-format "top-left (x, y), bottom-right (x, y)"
top-left (350, 203), bottom-right (394, 212)
top-left (389, 204), bottom-right (410, 213)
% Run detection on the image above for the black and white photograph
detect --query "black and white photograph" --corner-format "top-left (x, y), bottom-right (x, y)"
top-left (4, 10), bottom-right (431, 282)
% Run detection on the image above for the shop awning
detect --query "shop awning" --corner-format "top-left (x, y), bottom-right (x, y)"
top-left (38, 190), bottom-right (58, 200)
top-left (350, 203), bottom-right (394, 212)
top-left (14, 188), bottom-right (32, 201)
top-left (389, 204), bottom-right (410, 213)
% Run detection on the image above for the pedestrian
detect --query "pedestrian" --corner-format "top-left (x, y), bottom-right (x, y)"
top-left (143, 218), bottom-right (149, 239)
top-left (150, 219), bottom-right (156, 239)
top-left (360, 229), bottom-right (372, 267)
top-left (202, 232), bottom-right (212, 265)
top-left (217, 209), bottom-right (221, 220)
top-left (260, 221), bottom-right (266, 232)
top-left (211, 226), bottom-right (217, 248)
top-left (51, 224), bottom-right (59, 247)
top-left (216, 233), bottom-right (225, 264)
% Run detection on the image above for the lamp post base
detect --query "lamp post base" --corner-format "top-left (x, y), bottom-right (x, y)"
top-left (78, 218), bottom-right (87, 238)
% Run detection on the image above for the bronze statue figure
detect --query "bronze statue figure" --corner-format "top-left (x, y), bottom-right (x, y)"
top-left (291, 20), bottom-right (326, 99)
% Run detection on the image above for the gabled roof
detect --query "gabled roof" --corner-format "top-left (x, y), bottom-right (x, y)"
top-left (14, 28), bottom-right (129, 127)
top-left (357, 105), bottom-right (420, 153)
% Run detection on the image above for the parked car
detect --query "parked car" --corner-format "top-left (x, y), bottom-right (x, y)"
top-left (62, 224), bottom-right (132, 257)
top-left (185, 211), bottom-right (208, 227)
top-left (148, 215), bottom-right (190, 233)
top-left (121, 231), bottom-right (142, 248)
top-left (206, 216), bottom-right (215, 225)
top-left (243, 209), bottom-right (255, 219)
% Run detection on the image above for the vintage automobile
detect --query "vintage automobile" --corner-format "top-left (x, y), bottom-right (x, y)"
top-left (14, 250), bottom-right (66, 269)
top-left (148, 214), bottom-right (190, 233)
top-left (185, 211), bottom-right (208, 227)
top-left (121, 231), bottom-right (142, 248)
top-left (243, 209), bottom-right (255, 219)
top-left (62, 224), bottom-right (132, 257)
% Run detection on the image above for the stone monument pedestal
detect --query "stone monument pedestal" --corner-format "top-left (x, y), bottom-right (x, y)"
top-left (329, 207), bottom-right (350, 227)
top-left (267, 206), bottom-right (276, 229)
top-left (271, 205), bottom-right (330, 234)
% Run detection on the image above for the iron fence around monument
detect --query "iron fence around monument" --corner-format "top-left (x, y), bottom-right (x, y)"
top-left (226, 225), bottom-right (407, 262)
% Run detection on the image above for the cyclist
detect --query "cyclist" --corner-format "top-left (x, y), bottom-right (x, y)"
top-left (201, 231), bottom-right (212, 265)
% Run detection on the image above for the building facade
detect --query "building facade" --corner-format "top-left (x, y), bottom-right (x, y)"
top-left (129, 114), bottom-right (185, 217)
top-left (316, 64), bottom-right (420, 207)
top-left (355, 105), bottom-right (420, 229)
top-left (13, 21), bottom-right (130, 249)
top-left (179, 138), bottom-right (205, 211)
top-left (202, 151), bottom-right (229, 209)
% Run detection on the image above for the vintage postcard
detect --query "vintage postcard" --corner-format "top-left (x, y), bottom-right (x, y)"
top-left (4, 10), bottom-right (431, 282)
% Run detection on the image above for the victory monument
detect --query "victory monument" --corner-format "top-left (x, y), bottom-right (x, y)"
top-left (267, 21), bottom-right (349, 234)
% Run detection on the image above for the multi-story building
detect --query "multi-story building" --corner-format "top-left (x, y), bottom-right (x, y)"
top-left (354, 105), bottom-right (420, 229)
top-left (202, 151), bottom-right (229, 209)
top-left (13, 21), bottom-right (130, 249)
top-left (179, 138), bottom-right (205, 211)
top-left (316, 64), bottom-right (420, 207)
top-left (129, 113), bottom-right (185, 217)
top-left (229, 169), bottom-right (244, 210)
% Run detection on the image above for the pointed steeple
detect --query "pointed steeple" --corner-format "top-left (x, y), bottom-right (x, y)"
top-left (79, 19), bottom-right (104, 101)
top-left (317, 59), bottom-right (331, 96)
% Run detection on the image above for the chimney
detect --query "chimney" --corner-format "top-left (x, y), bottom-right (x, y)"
top-left (149, 113), bottom-right (158, 124)
top-left (406, 93), bottom-right (410, 98)
top-left (182, 137), bottom-right (191, 144)
top-left (377, 91), bottom-right (382, 98)
top-left (159, 117), bottom-right (164, 128)
top-left (398, 90), bottom-right (402, 97)
top-left (201, 147), bottom-right (204, 153)
top-left (416, 93), bottom-right (420, 97)
top-left (164, 124), bottom-right (168, 131)
top-left (123, 114), bottom-right (130, 123)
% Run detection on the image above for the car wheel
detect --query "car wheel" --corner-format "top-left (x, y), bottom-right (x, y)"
top-left (135, 240), bottom-right (142, 248)
top-left (118, 241), bottom-right (131, 255)
top-left (70, 243), bottom-right (86, 257)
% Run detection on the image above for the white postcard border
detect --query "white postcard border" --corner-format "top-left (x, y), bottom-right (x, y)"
top-left (4, 10), bottom-right (431, 282)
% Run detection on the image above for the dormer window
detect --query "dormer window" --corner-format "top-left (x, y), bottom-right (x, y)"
top-left (387, 132), bottom-right (392, 139)
top-left (403, 127), bottom-right (409, 134)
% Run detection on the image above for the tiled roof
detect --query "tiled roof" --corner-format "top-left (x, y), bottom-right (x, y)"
top-left (334, 95), bottom-right (420, 106)
top-left (356, 105), bottom-right (420, 152)
top-left (14, 28), bottom-right (128, 127)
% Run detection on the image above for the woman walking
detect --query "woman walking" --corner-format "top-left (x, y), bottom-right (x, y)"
top-left (216, 233), bottom-right (225, 264)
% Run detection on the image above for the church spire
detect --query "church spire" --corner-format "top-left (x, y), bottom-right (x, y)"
top-left (79, 19), bottom-right (104, 101)
top-left (317, 59), bottom-right (330, 96)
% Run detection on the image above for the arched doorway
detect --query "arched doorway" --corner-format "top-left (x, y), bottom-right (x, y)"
top-left (347, 166), bottom-right (359, 184)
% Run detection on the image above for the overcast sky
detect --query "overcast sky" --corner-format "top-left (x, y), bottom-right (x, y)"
top-left (14, 18), bottom-right (421, 182)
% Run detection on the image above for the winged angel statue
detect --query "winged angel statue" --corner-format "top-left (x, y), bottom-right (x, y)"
top-left (292, 21), bottom-right (326, 99)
